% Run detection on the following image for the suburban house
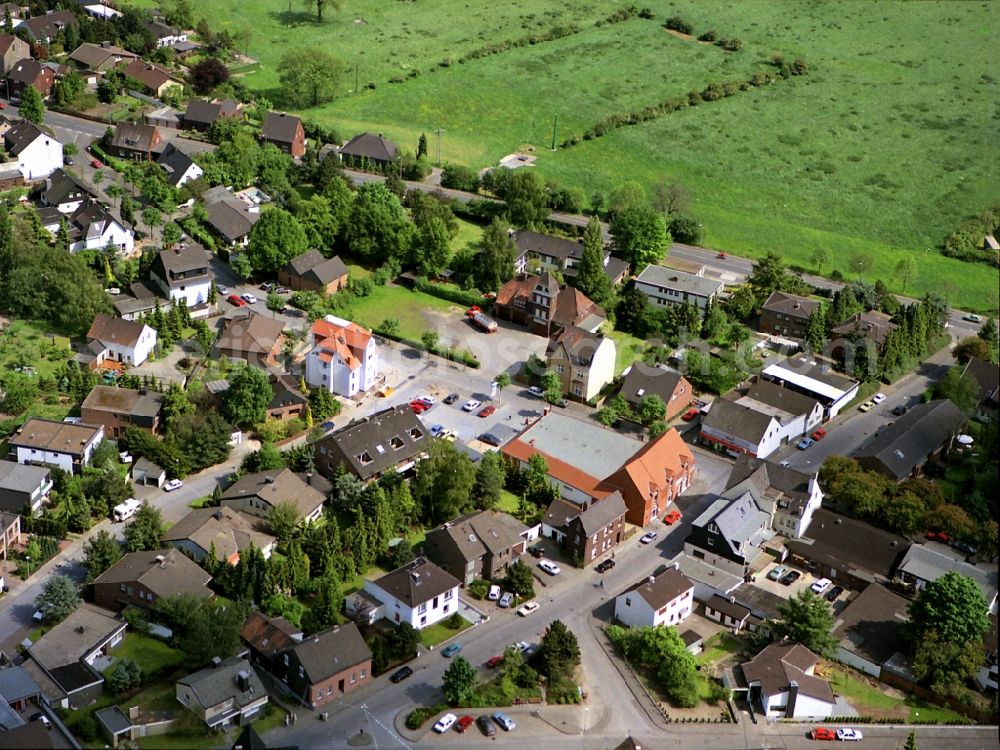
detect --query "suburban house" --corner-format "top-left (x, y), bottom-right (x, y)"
top-left (176, 657), bottom-right (268, 729)
top-left (216, 311), bottom-right (286, 367)
top-left (120, 59), bottom-right (183, 98)
top-left (266, 374), bottom-right (308, 422)
top-left (82, 314), bottom-right (157, 368)
top-left (39, 200), bottom-right (135, 254)
top-left (513, 229), bottom-right (628, 286)
top-left (305, 315), bottom-right (380, 397)
top-left (699, 398), bottom-right (784, 459)
top-left (3, 120), bottom-right (62, 180)
top-left (962, 357), bottom-right (1000, 422)
top-left (704, 594), bottom-right (754, 633)
top-left (0, 510), bottom-right (20, 561)
top-left (760, 355), bottom-right (860, 419)
top-left (67, 41), bottom-right (137, 71)
top-left (276, 624), bottom-right (372, 709)
top-left (617, 364), bottom-right (693, 422)
top-left (7, 418), bottom-right (104, 475)
top-left (144, 19), bottom-right (187, 47)
top-left (80, 385), bottom-right (164, 438)
top-left (150, 243), bottom-right (213, 309)
top-left (894, 543), bottom-right (997, 613)
top-left (21, 10), bottom-right (77, 44)
top-left (758, 291), bottom-right (821, 340)
top-left (633, 265), bottom-right (724, 311)
top-left (204, 188), bottom-right (260, 245)
top-left (735, 379), bottom-right (824, 438)
top-left (735, 642), bottom-right (835, 719)
top-left (156, 144), bottom-right (204, 188)
top-left (785, 509), bottom-right (910, 591)
top-left (261, 112), bottom-right (306, 157)
top-left (0, 460), bottom-right (52, 514)
top-left (502, 412), bottom-right (695, 527)
top-left (614, 564), bottom-right (695, 629)
top-left (683, 492), bottom-right (772, 578)
top-left (494, 272), bottom-right (606, 337)
top-left (112, 282), bottom-right (159, 320)
top-left (423, 510), bottom-right (531, 585)
top-left (832, 583), bottom-right (911, 678)
top-left (219, 469), bottom-right (327, 525)
top-left (6, 59), bottom-right (54, 99)
top-left (545, 326), bottom-right (616, 402)
top-left (41, 168), bottom-right (94, 213)
top-left (182, 98), bottom-right (242, 131)
top-left (313, 405), bottom-right (428, 483)
top-left (107, 122), bottom-right (163, 161)
top-left (355, 557), bottom-right (461, 630)
top-left (724, 455), bottom-right (823, 539)
top-left (830, 310), bottom-right (898, 360)
top-left (162, 507), bottom-right (276, 565)
top-left (278, 250), bottom-right (349, 295)
top-left (0, 33), bottom-right (29, 76)
top-left (338, 132), bottom-right (398, 169)
top-left (542, 491), bottom-right (628, 565)
top-left (91, 549), bottom-right (214, 612)
top-left (854, 399), bottom-right (966, 481)
top-left (27, 604), bottom-right (125, 708)
top-left (0, 664), bottom-right (44, 717)
top-left (240, 612), bottom-right (303, 675)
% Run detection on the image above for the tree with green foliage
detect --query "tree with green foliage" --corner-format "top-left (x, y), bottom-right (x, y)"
top-left (278, 47), bottom-right (343, 105)
top-left (35, 574), bottom-right (80, 624)
top-left (473, 451), bottom-right (506, 510)
top-left (538, 620), bottom-right (580, 680)
top-left (505, 559), bottom-right (535, 599)
top-left (610, 205), bottom-right (669, 272)
top-left (266, 500), bottom-right (300, 542)
top-left (266, 290), bottom-right (285, 315)
top-left (309, 387), bottom-right (341, 421)
top-left (441, 655), bottom-right (477, 706)
top-left (167, 412), bottom-right (233, 472)
top-left (19, 85), bottom-right (44, 124)
top-left (83, 529), bottom-right (122, 581)
top-left (636, 394), bottom-right (666, 426)
top-left (411, 440), bottom-right (476, 524)
top-left (180, 599), bottom-right (249, 668)
top-left (344, 182), bottom-right (411, 264)
top-left (262, 593), bottom-right (305, 628)
top-left (494, 372), bottom-right (511, 402)
top-left (909, 571), bottom-right (989, 648)
top-left (904, 731), bottom-right (917, 750)
top-left (504, 170), bottom-right (549, 229)
top-left (952, 336), bottom-right (990, 365)
top-left (122, 502), bottom-right (165, 552)
top-left (575, 217), bottom-right (615, 309)
top-left (242, 442), bottom-right (285, 473)
top-left (811, 247), bottom-right (830, 276)
top-left (222, 364), bottom-right (273, 428)
top-left (606, 625), bottom-right (700, 707)
top-left (929, 365), bottom-right (981, 415)
top-left (774, 590), bottom-right (837, 656)
top-left (542, 370), bottom-right (562, 403)
top-left (107, 659), bottom-right (142, 693)
top-left (304, 570), bottom-right (343, 634)
top-left (476, 218), bottom-right (516, 291)
top-left (246, 208), bottom-right (308, 274)
top-left (805, 307), bottom-right (827, 352)
top-left (747, 251), bottom-right (793, 304)
top-left (420, 330), bottom-right (439, 351)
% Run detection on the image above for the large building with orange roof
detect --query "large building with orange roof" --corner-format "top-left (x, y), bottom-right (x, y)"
top-left (501, 411), bottom-right (695, 527)
top-left (305, 315), bottom-right (379, 397)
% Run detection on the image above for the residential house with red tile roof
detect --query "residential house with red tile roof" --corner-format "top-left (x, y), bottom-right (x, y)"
top-left (304, 315), bottom-right (379, 398)
top-left (494, 272), bottom-right (606, 337)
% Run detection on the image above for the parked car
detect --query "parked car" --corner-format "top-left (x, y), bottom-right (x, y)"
top-left (275, 287), bottom-right (290, 294)
top-left (538, 559), bottom-right (561, 576)
top-left (681, 407), bottom-right (700, 422)
top-left (951, 540), bottom-right (977, 556)
top-left (164, 479), bottom-right (183, 492)
top-left (810, 428), bottom-right (827, 440)
top-left (477, 715), bottom-right (496, 737)
top-left (871, 392), bottom-right (887, 404)
top-left (663, 510), bottom-right (682, 525)
top-left (639, 531), bottom-right (658, 544)
top-left (259, 282), bottom-right (274, 292)
top-left (389, 666), bottom-right (413, 683)
top-left (477, 404), bottom-right (496, 418)
top-left (891, 404), bottom-right (908, 416)
top-left (409, 401), bottom-right (429, 414)
top-left (780, 570), bottom-right (802, 586)
top-left (528, 543), bottom-right (545, 558)
top-left (514, 641), bottom-right (533, 654)
top-left (241, 293), bottom-right (258, 305)
top-left (486, 655), bottom-right (504, 668)
top-left (825, 586), bottom-right (843, 602)
top-left (444, 392), bottom-right (460, 404)
top-left (441, 642), bottom-right (462, 657)
top-left (433, 713), bottom-right (458, 733)
top-left (465, 306), bottom-right (481, 318)
top-left (767, 565), bottom-right (789, 581)
top-left (963, 313), bottom-right (983, 323)
top-left (478, 433), bottom-right (501, 447)
top-left (417, 395), bottom-right (437, 405)
top-left (462, 399), bottom-right (482, 412)
top-left (492, 712), bottom-right (516, 732)
top-left (516, 601), bottom-right (539, 617)
top-left (228, 294), bottom-right (247, 307)
top-left (217, 285), bottom-right (230, 296)
top-left (488, 585), bottom-right (501, 601)
top-left (858, 401), bottom-right (875, 412)
top-left (778, 460), bottom-right (792, 467)
top-left (498, 592), bottom-right (514, 608)
top-left (810, 578), bottom-right (832, 594)
top-left (796, 437), bottom-right (815, 450)
top-left (836, 728), bottom-right (863, 742)
top-left (810, 727), bottom-right (836, 741)
top-left (925, 530), bottom-right (950, 543)
top-left (528, 385), bottom-right (545, 396)
top-left (429, 424), bottom-right (446, 438)
top-left (595, 559), bottom-right (616, 573)
top-left (90, 158), bottom-right (103, 168)
top-left (63, 156), bottom-right (74, 166)
top-left (455, 715), bottom-right (475, 733)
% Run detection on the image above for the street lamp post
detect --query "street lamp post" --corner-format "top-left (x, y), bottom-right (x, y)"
top-left (24, 555), bottom-right (30, 578)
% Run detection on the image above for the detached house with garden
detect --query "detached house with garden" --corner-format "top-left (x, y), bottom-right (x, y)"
top-left (305, 315), bottom-right (380, 397)
top-left (349, 557), bottom-right (461, 630)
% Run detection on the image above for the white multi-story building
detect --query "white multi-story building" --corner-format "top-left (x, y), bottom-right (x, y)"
top-left (84, 314), bottom-right (157, 368)
top-left (305, 316), bottom-right (379, 397)
top-left (361, 557), bottom-right (461, 630)
top-left (3, 120), bottom-right (63, 180)
top-left (634, 265), bottom-right (724, 311)
top-left (614, 565), bottom-right (695, 629)
top-left (7, 419), bottom-right (104, 475)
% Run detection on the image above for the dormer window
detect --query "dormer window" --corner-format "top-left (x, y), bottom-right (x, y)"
top-left (409, 428), bottom-right (423, 440)
top-left (389, 436), bottom-right (404, 450)
top-left (357, 451), bottom-right (373, 465)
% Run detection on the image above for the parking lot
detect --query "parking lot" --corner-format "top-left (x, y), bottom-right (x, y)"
top-left (756, 559), bottom-right (850, 605)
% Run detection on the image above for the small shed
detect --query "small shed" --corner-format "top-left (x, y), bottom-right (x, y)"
top-left (95, 705), bottom-right (133, 748)
top-left (131, 457), bottom-right (166, 488)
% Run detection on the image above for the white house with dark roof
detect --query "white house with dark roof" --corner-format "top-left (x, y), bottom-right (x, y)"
top-left (83, 313), bottom-right (156, 368)
top-left (358, 557), bottom-right (461, 630)
top-left (736, 642), bottom-right (835, 719)
top-left (7, 418), bottom-right (104, 475)
top-left (760, 355), bottom-right (860, 419)
top-left (3, 119), bottom-right (62, 180)
top-left (0, 460), bottom-right (52, 514)
top-left (634, 265), bottom-right (724, 311)
top-left (855, 399), bottom-right (966, 482)
top-left (176, 657), bottom-right (267, 729)
top-left (156, 144), bottom-right (203, 188)
top-left (683, 492), bottom-right (772, 578)
top-left (150, 243), bottom-right (212, 310)
top-left (894, 544), bottom-right (997, 614)
top-left (219, 469), bottom-right (327, 525)
top-left (724, 455), bottom-right (823, 539)
top-left (40, 168), bottom-right (94, 213)
top-left (734, 379), bottom-right (824, 444)
top-left (614, 564), bottom-right (694, 629)
top-left (700, 398), bottom-right (784, 459)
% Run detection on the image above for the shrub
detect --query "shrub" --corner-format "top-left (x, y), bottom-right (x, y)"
top-left (698, 30), bottom-right (718, 41)
top-left (468, 579), bottom-right (490, 600)
top-left (406, 707), bottom-right (435, 729)
top-left (664, 16), bottom-right (694, 34)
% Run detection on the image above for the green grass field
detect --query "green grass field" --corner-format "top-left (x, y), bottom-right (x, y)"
top-left (112, 633), bottom-right (187, 675)
top-left (345, 284), bottom-right (460, 340)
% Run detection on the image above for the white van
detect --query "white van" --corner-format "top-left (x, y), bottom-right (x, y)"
top-left (113, 498), bottom-right (142, 522)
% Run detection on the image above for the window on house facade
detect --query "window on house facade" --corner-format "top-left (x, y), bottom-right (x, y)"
top-left (625, 597), bottom-right (631, 607)
top-left (444, 589), bottom-right (453, 600)
top-left (418, 603), bottom-right (427, 614)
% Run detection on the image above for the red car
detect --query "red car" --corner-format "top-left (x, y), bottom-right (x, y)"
top-left (410, 401), bottom-right (429, 414)
top-left (811, 428), bottom-right (827, 441)
top-left (465, 306), bottom-right (481, 318)
top-left (455, 715), bottom-right (475, 733)
top-left (486, 655), bottom-right (504, 668)
top-left (810, 727), bottom-right (836, 741)
top-left (90, 158), bottom-right (103, 169)
top-left (228, 294), bottom-right (247, 307)
top-left (477, 405), bottom-right (496, 418)
top-left (926, 530), bottom-right (950, 543)
top-left (663, 510), bottom-right (682, 525)
top-left (681, 407), bottom-right (700, 422)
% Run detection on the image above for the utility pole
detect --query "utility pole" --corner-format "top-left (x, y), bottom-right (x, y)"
top-left (434, 128), bottom-right (444, 167)
top-left (550, 113), bottom-right (557, 150)
top-left (354, 62), bottom-right (358, 95)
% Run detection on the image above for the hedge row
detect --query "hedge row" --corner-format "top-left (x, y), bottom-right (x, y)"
top-left (374, 327), bottom-right (481, 369)
top-left (454, 23), bottom-right (581, 65)
top-left (411, 276), bottom-right (492, 311)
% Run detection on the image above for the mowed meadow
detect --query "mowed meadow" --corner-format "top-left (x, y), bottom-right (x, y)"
top-left (173, 0), bottom-right (998, 310)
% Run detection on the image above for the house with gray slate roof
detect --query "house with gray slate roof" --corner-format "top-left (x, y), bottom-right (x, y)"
top-left (176, 657), bottom-right (268, 729)
top-left (633, 265), bottom-right (724, 311)
top-left (684, 492), bottom-right (772, 578)
top-left (313, 404), bottom-right (428, 484)
top-left (724, 455), bottom-right (823, 539)
top-left (357, 557), bottom-right (460, 630)
top-left (855, 399), bottom-right (965, 481)
top-left (276, 623), bottom-right (372, 709)
top-left (339, 131), bottom-right (398, 169)
top-left (0, 460), bottom-right (52, 514)
top-left (700, 398), bottom-right (784, 459)
top-left (277, 250), bottom-right (349, 295)
top-left (735, 642), bottom-right (835, 719)
top-left (614, 564), bottom-right (694, 629)
top-left (423, 510), bottom-right (531, 584)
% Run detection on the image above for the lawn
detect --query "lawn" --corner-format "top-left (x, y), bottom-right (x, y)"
top-left (826, 664), bottom-right (971, 723)
top-left (420, 615), bottom-right (473, 648)
top-left (0, 319), bottom-right (73, 380)
top-left (695, 632), bottom-right (743, 667)
top-left (606, 330), bottom-right (646, 376)
top-left (498, 489), bottom-right (520, 514)
top-left (342, 283), bottom-right (461, 340)
top-left (451, 217), bottom-right (484, 253)
top-left (112, 633), bottom-right (187, 676)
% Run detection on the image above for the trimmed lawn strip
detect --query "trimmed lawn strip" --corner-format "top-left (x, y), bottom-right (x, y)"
top-left (606, 330), bottom-right (646, 377)
top-left (112, 633), bottom-right (187, 676)
top-left (498, 489), bottom-right (520, 514)
top-left (420, 615), bottom-right (473, 648)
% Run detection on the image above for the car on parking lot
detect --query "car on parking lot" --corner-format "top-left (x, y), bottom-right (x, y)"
top-left (779, 459), bottom-right (792, 467)
top-left (241, 293), bottom-right (258, 305)
top-left (486, 655), bottom-right (504, 668)
top-left (664, 509), bottom-right (682, 525)
top-left (595, 559), bottom-right (615, 573)
top-left (528, 544), bottom-right (545, 558)
top-left (528, 385), bottom-right (545, 396)
top-left (767, 565), bottom-right (788, 581)
top-left (488, 585), bottom-right (501, 601)
top-left (455, 715), bottom-right (475, 733)
top-left (871, 392), bottom-right (887, 404)
top-left (477, 715), bottom-right (496, 736)
top-left (478, 433), bottom-right (502, 447)
top-left (478, 404), bottom-right (496, 417)
top-left (514, 641), bottom-right (533, 654)
top-left (260, 282), bottom-right (274, 292)
top-left (810, 578), bottom-right (832, 594)
top-left (951, 540), bottom-right (977, 556)
top-left (433, 713), bottom-right (458, 733)
top-left (858, 401), bottom-right (875, 412)
top-left (417, 395), bottom-right (437, 405)
top-left (639, 531), bottom-right (658, 544)
top-left (681, 407), bottom-right (701, 422)
top-left (409, 401), bottom-right (429, 414)
top-left (925, 530), bottom-right (950, 543)
top-left (538, 559), bottom-right (561, 576)
top-left (498, 592), bottom-right (514, 608)
top-left (63, 156), bottom-right (74, 166)
top-left (217, 285), bottom-right (230, 296)
top-left (825, 586), bottom-right (843, 602)
top-left (809, 727), bottom-right (836, 741)
top-left (891, 404), bottom-right (908, 416)
top-left (810, 427), bottom-right (827, 440)
top-left (444, 392), bottom-right (460, 404)
top-left (164, 479), bottom-right (183, 492)
top-left (492, 712), bottom-right (516, 732)
top-left (780, 570), bottom-right (801, 586)
top-left (963, 313), bottom-right (983, 323)
top-left (796, 437), bottom-right (815, 450)
top-left (90, 158), bottom-right (103, 168)
top-left (275, 287), bottom-right (290, 294)
top-left (441, 642), bottom-right (462, 657)
top-left (836, 728), bottom-right (863, 741)
top-left (516, 601), bottom-right (539, 617)
top-left (462, 399), bottom-right (482, 412)
top-left (228, 293), bottom-right (247, 307)
top-left (429, 424), bottom-right (445, 438)
top-left (389, 666), bottom-right (413, 683)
